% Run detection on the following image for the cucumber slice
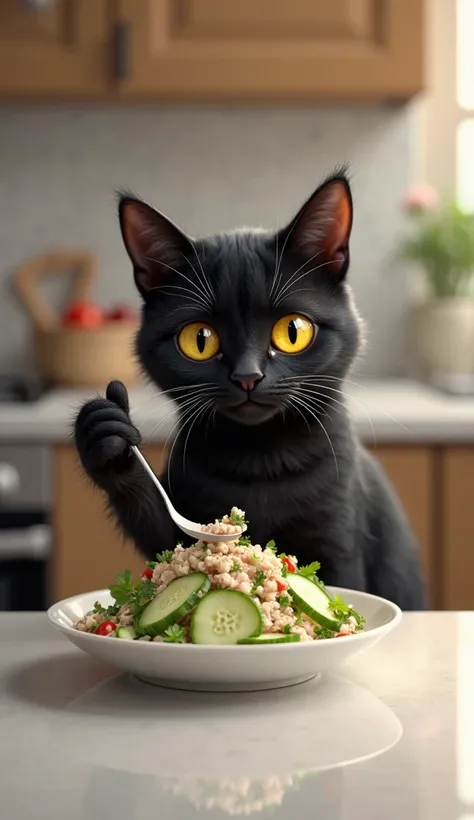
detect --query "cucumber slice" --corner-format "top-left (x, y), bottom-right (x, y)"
top-left (116, 626), bottom-right (137, 640)
top-left (138, 572), bottom-right (210, 637)
top-left (287, 574), bottom-right (341, 631)
top-left (238, 632), bottom-right (301, 645)
top-left (190, 590), bottom-right (263, 645)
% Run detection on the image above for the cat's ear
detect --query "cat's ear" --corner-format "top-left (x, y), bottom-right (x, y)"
top-left (118, 194), bottom-right (192, 297)
top-left (281, 172), bottom-right (353, 280)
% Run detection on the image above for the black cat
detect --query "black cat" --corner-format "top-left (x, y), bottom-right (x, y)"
top-left (75, 171), bottom-right (426, 610)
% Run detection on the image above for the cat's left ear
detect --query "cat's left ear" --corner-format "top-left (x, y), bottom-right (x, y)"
top-left (280, 172), bottom-right (353, 280)
top-left (118, 194), bottom-right (193, 298)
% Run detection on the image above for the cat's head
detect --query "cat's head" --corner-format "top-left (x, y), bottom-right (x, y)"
top-left (118, 171), bottom-right (363, 427)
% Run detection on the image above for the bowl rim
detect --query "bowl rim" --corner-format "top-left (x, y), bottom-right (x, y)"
top-left (47, 586), bottom-right (402, 650)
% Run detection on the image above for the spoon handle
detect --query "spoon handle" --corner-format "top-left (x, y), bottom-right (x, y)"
top-left (131, 445), bottom-right (175, 519)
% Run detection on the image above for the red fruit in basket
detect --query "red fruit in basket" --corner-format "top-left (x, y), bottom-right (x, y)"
top-left (64, 300), bottom-right (104, 328)
top-left (106, 304), bottom-right (138, 322)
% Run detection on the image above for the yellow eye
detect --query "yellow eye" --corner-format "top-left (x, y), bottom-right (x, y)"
top-left (178, 323), bottom-right (220, 361)
top-left (271, 314), bottom-right (314, 354)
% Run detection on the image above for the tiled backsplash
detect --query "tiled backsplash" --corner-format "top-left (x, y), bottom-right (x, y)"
top-left (0, 105), bottom-right (415, 376)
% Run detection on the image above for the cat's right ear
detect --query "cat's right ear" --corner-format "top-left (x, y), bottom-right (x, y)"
top-left (118, 194), bottom-right (192, 298)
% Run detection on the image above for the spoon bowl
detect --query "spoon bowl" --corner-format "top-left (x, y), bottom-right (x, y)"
top-left (131, 446), bottom-right (245, 543)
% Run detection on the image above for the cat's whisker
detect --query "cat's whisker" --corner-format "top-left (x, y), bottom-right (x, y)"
top-left (187, 237), bottom-right (217, 306)
top-left (269, 205), bottom-right (311, 299)
top-left (149, 391), bottom-right (203, 443)
top-left (285, 396), bottom-right (312, 434)
top-left (164, 382), bottom-right (216, 394)
top-left (302, 383), bottom-right (377, 445)
top-left (168, 398), bottom-right (214, 492)
top-left (290, 390), bottom-right (332, 420)
top-left (294, 387), bottom-right (339, 419)
top-left (160, 398), bottom-right (205, 491)
top-left (286, 377), bottom-right (398, 440)
top-left (156, 285), bottom-right (211, 311)
top-left (142, 389), bottom-right (216, 430)
top-left (181, 250), bottom-right (215, 306)
top-left (289, 394), bottom-right (339, 481)
top-left (204, 400), bottom-right (217, 440)
top-left (284, 377), bottom-right (377, 445)
top-left (145, 256), bottom-right (214, 309)
top-left (273, 259), bottom-right (335, 306)
top-left (147, 396), bottom-right (199, 443)
top-left (182, 399), bottom-right (215, 475)
top-left (272, 249), bottom-right (322, 305)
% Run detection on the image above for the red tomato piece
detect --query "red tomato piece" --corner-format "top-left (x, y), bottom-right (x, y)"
top-left (276, 579), bottom-right (287, 592)
top-left (94, 620), bottom-right (117, 636)
top-left (141, 568), bottom-right (154, 580)
top-left (282, 556), bottom-right (296, 573)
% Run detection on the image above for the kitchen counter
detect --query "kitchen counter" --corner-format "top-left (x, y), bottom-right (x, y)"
top-left (0, 611), bottom-right (469, 819)
top-left (1, 378), bottom-right (474, 443)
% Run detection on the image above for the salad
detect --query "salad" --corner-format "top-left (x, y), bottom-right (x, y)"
top-left (73, 508), bottom-right (365, 644)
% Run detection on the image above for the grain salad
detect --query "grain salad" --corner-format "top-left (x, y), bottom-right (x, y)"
top-left (73, 507), bottom-right (366, 644)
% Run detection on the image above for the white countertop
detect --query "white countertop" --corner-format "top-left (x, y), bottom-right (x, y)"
top-left (0, 612), bottom-right (468, 819)
top-left (1, 378), bottom-right (474, 443)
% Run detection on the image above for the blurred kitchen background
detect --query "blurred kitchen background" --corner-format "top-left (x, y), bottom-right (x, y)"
top-left (0, 0), bottom-right (473, 614)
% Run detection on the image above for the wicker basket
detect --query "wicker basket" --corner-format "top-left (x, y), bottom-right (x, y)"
top-left (14, 250), bottom-right (140, 387)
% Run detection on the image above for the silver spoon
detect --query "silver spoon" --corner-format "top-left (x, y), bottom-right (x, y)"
top-left (131, 445), bottom-right (246, 543)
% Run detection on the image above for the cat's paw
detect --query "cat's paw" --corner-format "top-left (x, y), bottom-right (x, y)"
top-left (74, 380), bottom-right (142, 487)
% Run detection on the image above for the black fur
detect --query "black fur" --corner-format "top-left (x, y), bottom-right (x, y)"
top-left (74, 171), bottom-right (426, 610)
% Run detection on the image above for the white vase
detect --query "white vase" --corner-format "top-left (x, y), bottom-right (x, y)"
top-left (410, 298), bottom-right (474, 391)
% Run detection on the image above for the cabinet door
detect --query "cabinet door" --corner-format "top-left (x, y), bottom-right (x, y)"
top-left (0, 0), bottom-right (109, 97)
top-left (367, 446), bottom-right (437, 607)
top-left (441, 448), bottom-right (474, 611)
top-left (51, 444), bottom-right (167, 601)
top-left (115, 0), bottom-right (424, 100)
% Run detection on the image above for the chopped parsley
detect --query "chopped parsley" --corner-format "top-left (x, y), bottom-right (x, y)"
top-left (251, 570), bottom-right (266, 595)
top-left (93, 600), bottom-right (120, 617)
top-left (230, 560), bottom-right (241, 573)
top-left (277, 594), bottom-right (291, 608)
top-left (163, 624), bottom-right (186, 643)
top-left (282, 624), bottom-right (292, 635)
top-left (314, 625), bottom-right (336, 640)
top-left (265, 539), bottom-right (277, 553)
top-left (280, 562), bottom-right (288, 578)
top-left (237, 535), bottom-right (251, 546)
top-left (327, 594), bottom-right (366, 628)
top-left (229, 509), bottom-right (247, 527)
top-left (294, 612), bottom-right (303, 626)
top-left (109, 569), bottom-right (157, 617)
top-left (109, 569), bottom-right (134, 606)
top-left (145, 560), bottom-right (156, 570)
top-left (298, 561), bottom-right (321, 580)
top-left (156, 549), bottom-right (174, 564)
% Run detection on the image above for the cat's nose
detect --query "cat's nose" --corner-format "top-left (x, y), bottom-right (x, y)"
top-left (231, 371), bottom-right (264, 392)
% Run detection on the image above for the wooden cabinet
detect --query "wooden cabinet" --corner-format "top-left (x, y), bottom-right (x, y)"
top-left (52, 444), bottom-right (167, 600)
top-left (115, 0), bottom-right (424, 100)
top-left (441, 448), bottom-right (474, 611)
top-left (0, 0), bottom-right (424, 101)
top-left (0, 0), bottom-right (109, 98)
top-left (369, 446), bottom-right (438, 607)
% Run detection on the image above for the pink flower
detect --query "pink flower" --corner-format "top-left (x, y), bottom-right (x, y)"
top-left (403, 185), bottom-right (439, 212)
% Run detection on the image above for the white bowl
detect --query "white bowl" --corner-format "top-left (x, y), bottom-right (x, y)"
top-left (47, 586), bottom-right (401, 692)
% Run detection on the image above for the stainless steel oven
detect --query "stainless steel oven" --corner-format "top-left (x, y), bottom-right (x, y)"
top-left (0, 445), bottom-right (51, 611)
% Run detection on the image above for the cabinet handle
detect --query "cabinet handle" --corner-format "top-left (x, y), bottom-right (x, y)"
top-left (113, 21), bottom-right (130, 80)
